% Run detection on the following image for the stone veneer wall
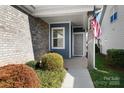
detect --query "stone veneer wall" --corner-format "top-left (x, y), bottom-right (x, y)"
top-left (0, 6), bottom-right (34, 66)
top-left (28, 16), bottom-right (49, 61)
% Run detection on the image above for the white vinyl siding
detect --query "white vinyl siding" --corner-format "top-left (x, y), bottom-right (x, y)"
top-left (100, 5), bottom-right (124, 54)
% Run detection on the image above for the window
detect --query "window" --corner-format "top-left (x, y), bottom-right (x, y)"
top-left (52, 27), bottom-right (65, 49)
top-left (110, 12), bottom-right (118, 23)
top-left (110, 6), bottom-right (118, 23)
top-left (114, 12), bottom-right (117, 20)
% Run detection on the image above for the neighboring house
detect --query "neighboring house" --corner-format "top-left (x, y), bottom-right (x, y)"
top-left (99, 5), bottom-right (124, 54)
top-left (0, 5), bottom-right (102, 66)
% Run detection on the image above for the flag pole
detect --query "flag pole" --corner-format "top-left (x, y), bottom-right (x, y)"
top-left (93, 6), bottom-right (97, 70)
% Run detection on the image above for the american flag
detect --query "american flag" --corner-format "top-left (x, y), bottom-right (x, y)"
top-left (91, 18), bottom-right (102, 38)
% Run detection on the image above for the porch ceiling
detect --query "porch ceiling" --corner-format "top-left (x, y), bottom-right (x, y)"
top-left (20, 5), bottom-right (102, 29)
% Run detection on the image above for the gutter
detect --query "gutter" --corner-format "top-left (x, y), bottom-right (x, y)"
top-left (12, 5), bottom-right (35, 15)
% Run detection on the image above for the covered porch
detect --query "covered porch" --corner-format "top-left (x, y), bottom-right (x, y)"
top-left (18, 5), bottom-right (101, 59)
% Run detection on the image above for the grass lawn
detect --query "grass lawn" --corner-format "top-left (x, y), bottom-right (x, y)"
top-left (26, 61), bottom-right (66, 88)
top-left (89, 53), bottom-right (124, 88)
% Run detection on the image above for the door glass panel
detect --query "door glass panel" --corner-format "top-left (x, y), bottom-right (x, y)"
top-left (74, 34), bottom-right (83, 56)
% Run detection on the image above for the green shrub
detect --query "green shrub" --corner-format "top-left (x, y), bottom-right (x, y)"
top-left (37, 69), bottom-right (66, 88)
top-left (107, 49), bottom-right (124, 67)
top-left (41, 53), bottom-right (64, 71)
top-left (25, 60), bottom-right (66, 88)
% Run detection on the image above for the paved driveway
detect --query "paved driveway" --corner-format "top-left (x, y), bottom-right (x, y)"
top-left (62, 57), bottom-right (94, 88)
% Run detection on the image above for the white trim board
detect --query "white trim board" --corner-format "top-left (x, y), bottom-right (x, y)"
top-left (73, 26), bottom-right (83, 28)
top-left (83, 33), bottom-right (86, 57)
top-left (49, 21), bottom-right (71, 24)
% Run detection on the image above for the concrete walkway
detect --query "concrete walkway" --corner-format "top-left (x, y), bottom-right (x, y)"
top-left (62, 57), bottom-right (94, 88)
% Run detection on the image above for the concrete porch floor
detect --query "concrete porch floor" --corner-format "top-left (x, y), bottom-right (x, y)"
top-left (62, 57), bottom-right (94, 88)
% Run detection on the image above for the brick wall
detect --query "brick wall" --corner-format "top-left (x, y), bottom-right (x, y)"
top-left (0, 5), bottom-right (34, 66)
top-left (29, 16), bottom-right (49, 61)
